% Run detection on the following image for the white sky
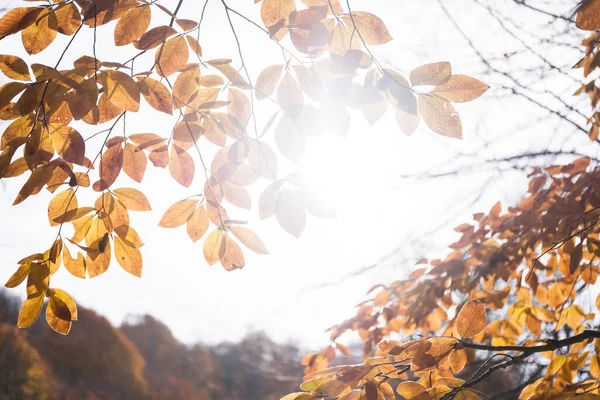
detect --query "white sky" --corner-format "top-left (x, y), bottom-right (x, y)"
top-left (0, 0), bottom-right (594, 347)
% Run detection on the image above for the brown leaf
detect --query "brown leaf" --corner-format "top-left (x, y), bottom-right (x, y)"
top-left (577, 1), bottom-right (600, 30)
top-left (456, 300), bottom-right (486, 338)
top-left (0, 54), bottom-right (31, 81)
top-left (101, 70), bottom-right (141, 112)
top-left (186, 35), bottom-right (203, 56)
top-left (21, 8), bottom-right (58, 55)
top-left (156, 36), bottom-right (189, 77)
top-left (114, 5), bottom-right (151, 46)
top-left (410, 62), bottom-right (452, 86)
top-left (134, 25), bottom-right (177, 50)
top-left (220, 236), bottom-right (245, 271)
top-left (137, 76), bottom-right (173, 114)
top-left (418, 94), bottom-right (462, 139)
top-left (54, 2), bottom-right (81, 35)
top-left (430, 74), bottom-right (489, 103)
top-left (159, 199), bottom-right (198, 228)
top-left (0, 7), bottom-right (42, 40)
top-left (173, 64), bottom-right (200, 108)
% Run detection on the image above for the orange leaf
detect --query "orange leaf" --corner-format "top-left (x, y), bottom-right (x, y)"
top-left (156, 36), bottom-right (189, 77)
top-left (101, 70), bottom-right (141, 112)
top-left (168, 144), bottom-right (195, 187)
top-left (410, 62), bottom-right (452, 86)
top-left (430, 74), bottom-right (489, 103)
top-left (114, 235), bottom-right (143, 277)
top-left (230, 226), bottom-right (269, 254)
top-left (418, 94), bottom-right (462, 139)
top-left (203, 229), bottom-right (225, 266)
top-left (456, 300), bottom-right (486, 338)
top-left (0, 54), bottom-right (31, 81)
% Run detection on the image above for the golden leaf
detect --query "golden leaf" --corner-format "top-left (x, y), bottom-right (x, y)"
top-left (137, 76), bottom-right (173, 114)
top-left (203, 229), bottom-right (225, 266)
top-left (48, 188), bottom-right (78, 226)
top-left (158, 199), bottom-right (198, 228)
top-left (114, 236), bottom-right (143, 277)
top-left (456, 300), bottom-right (486, 338)
top-left (17, 294), bottom-right (44, 329)
top-left (134, 25), bottom-right (177, 50)
top-left (114, 5), bottom-right (151, 46)
top-left (122, 142), bottom-right (147, 183)
top-left (101, 70), bottom-right (141, 112)
top-left (187, 206), bottom-right (210, 242)
top-left (0, 54), bottom-right (31, 81)
top-left (396, 381), bottom-right (427, 399)
top-left (113, 187), bottom-right (152, 211)
top-left (230, 226), bottom-right (269, 254)
top-left (21, 8), bottom-right (57, 55)
top-left (410, 62), bottom-right (452, 86)
top-left (168, 144), bottom-right (195, 187)
top-left (156, 36), bottom-right (189, 77)
top-left (341, 12), bottom-right (392, 45)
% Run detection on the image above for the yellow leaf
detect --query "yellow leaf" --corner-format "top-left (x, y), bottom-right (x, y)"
top-left (156, 36), bottom-right (189, 77)
top-left (430, 74), bottom-right (489, 103)
top-left (173, 64), bottom-right (200, 108)
top-left (203, 229), bottom-right (225, 266)
top-left (101, 70), bottom-right (140, 112)
top-left (54, 2), bottom-right (81, 36)
top-left (62, 246), bottom-right (86, 279)
top-left (114, 5), bottom-right (151, 46)
top-left (0, 54), bottom-right (31, 81)
top-left (114, 236), bottom-right (143, 277)
top-left (48, 188), bottom-right (78, 226)
top-left (5, 262), bottom-right (32, 288)
top-left (113, 187), bottom-right (151, 211)
top-left (86, 237), bottom-right (111, 278)
top-left (158, 199), bottom-right (198, 228)
top-left (0, 81), bottom-right (28, 110)
top-left (230, 226), bottom-right (269, 254)
top-left (418, 94), bottom-right (462, 139)
top-left (17, 294), bottom-right (44, 328)
top-left (396, 381), bottom-right (427, 399)
top-left (456, 300), bottom-right (486, 338)
top-left (187, 206), bottom-right (210, 243)
top-left (114, 225), bottom-right (144, 248)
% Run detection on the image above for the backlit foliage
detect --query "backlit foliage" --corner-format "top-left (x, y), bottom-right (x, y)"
top-left (277, 7), bottom-right (600, 400)
top-left (0, 0), bottom-right (487, 333)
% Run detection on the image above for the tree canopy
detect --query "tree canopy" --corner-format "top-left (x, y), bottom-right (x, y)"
top-left (3, 0), bottom-right (600, 399)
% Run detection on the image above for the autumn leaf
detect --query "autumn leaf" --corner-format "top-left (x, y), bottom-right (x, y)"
top-left (17, 294), bottom-right (44, 328)
top-left (92, 144), bottom-right (123, 191)
top-left (230, 226), bottom-right (269, 254)
top-left (276, 190), bottom-right (306, 238)
top-left (410, 62), bottom-right (452, 86)
top-left (418, 94), bottom-right (462, 139)
top-left (342, 12), bottom-right (392, 45)
top-left (256, 64), bottom-right (283, 100)
top-left (113, 188), bottom-right (151, 211)
top-left (156, 36), bottom-right (189, 77)
top-left (48, 188), bottom-right (78, 226)
top-left (203, 229), bottom-right (225, 266)
top-left (430, 74), bottom-right (489, 103)
top-left (122, 142), bottom-right (147, 183)
top-left (101, 70), bottom-right (141, 112)
top-left (0, 54), bottom-right (31, 81)
top-left (159, 199), bottom-right (198, 228)
top-left (134, 25), bottom-right (177, 50)
top-left (21, 8), bottom-right (58, 55)
top-left (114, 5), bottom-right (151, 46)
top-left (168, 144), bottom-right (195, 187)
top-left (187, 206), bottom-right (210, 242)
top-left (114, 236), bottom-right (143, 277)
top-left (137, 76), bottom-right (173, 114)
top-left (456, 300), bottom-right (486, 338)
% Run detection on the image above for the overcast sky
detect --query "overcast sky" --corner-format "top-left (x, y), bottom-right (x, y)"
top-left (0, 0), bottom-right (594, 348)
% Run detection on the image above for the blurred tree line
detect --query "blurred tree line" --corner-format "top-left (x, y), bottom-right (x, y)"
top-left (0, 290), bottom-right (308, 400)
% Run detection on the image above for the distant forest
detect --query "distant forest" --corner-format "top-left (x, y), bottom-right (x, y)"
top-left (0, 290), bottom-right (311, 400)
